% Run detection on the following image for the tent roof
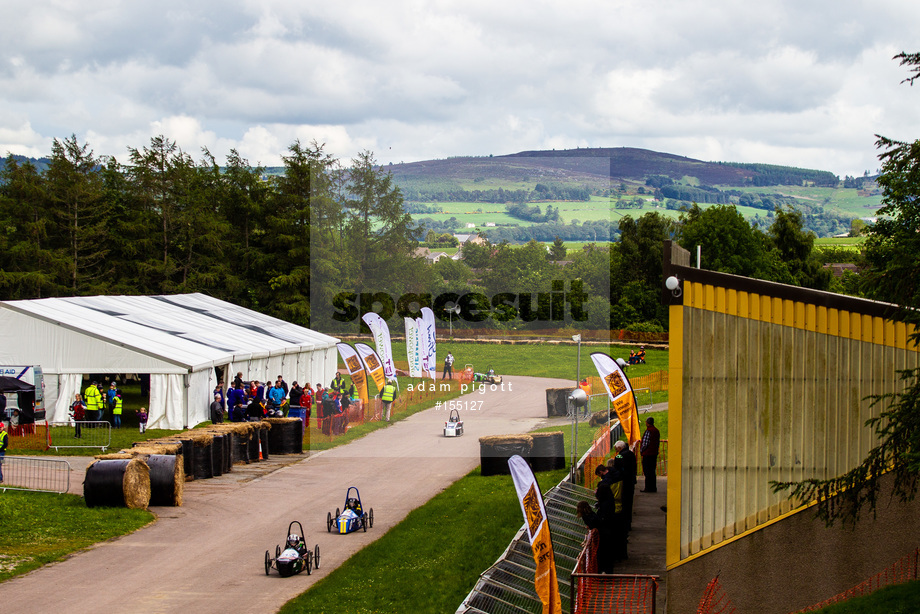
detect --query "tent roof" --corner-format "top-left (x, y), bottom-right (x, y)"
top-left (0, 293), bottom-right (339, 372)
top-left (0, 376), bottom-right (34, 393)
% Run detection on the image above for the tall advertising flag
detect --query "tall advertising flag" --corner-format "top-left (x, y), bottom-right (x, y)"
top-left (361, 312), bottom-right (396, 379)
top-left (355, 342), bottom-right (387, 392)
top-left (590, 352), bottom-right (642, 447)
top-left (508, 455), bottom-right (562, 614)
top-left (336, 343), bottom-right (369, 404)
top-left (405, 317), bottom-right (423, 378)
top-left (421, 307), bottom-right (437, 380)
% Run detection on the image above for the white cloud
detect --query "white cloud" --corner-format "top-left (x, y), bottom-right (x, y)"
top-left (1, 0), bottom-right (920, 176)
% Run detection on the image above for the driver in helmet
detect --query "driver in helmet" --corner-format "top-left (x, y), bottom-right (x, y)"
top-left (286, 533), bottom-right (306, 556)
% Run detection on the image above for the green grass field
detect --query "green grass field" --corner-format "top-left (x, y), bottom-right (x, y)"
top-left (809, 580), bottom-right (920, 613)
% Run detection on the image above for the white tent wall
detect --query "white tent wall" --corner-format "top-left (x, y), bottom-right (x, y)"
top-left (47, 373), bottom-right (83, 422)
top-left (187, 369), bottom-right (212, 427)
top-left (149, 374), bottom-right (185, 430)
top-left (295, 351), bottom-right (312, 388)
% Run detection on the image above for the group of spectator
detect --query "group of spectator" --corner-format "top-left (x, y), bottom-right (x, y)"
top-left (576, 416), bottom-right (660, 573)
top-left (211, 372), bottom-right (360, 429)
top-left (72, 380), bottom-right (132, 431)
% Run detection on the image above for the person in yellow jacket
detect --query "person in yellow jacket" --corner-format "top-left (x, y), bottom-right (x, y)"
top-left (112, 394), bottom-right (123, 428)
top-left (378, 379), bottom-right (398, 422)
top-left (84, 381), bottom-right (103, 422)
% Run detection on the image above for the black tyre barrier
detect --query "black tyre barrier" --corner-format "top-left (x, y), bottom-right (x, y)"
top-left (84, 459), bottom-right (150, 509)
top-left (248, 427), bottom-right (260, 461)
top-left (147, 454), bottom-right (183, 506)
top-left (479, 435), bottom-right (534, 476)
top-left (529, 431), bottom-right (566, 472)
top-left (267, 420), bottom-right (284, 454)
top-left (282, 420), bottom-right (302, 454)
top-left (180, 439), bottom-right (195, 480)
top-left (192, 442), bottom-right (214, 479)
top-left (210, 435), bottom-right (224, 477)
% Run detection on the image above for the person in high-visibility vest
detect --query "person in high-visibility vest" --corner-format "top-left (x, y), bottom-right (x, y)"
top-left (379, 379), bottom-right (397, 422)
top-left (84, 381), bottom-right (102, 422)
top-left (112, 394), bottom-right (123, 428)
top-left (0, 422), bottom-right (8, 483)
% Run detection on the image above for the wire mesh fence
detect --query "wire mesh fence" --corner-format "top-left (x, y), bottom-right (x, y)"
top-left (48, 421), bottom-right (112, 452)
top-left (0, 456), bottom-right (71, 493)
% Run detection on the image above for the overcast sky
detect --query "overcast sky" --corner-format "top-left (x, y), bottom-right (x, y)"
top-left (2, 1), bottom-right (918, 176)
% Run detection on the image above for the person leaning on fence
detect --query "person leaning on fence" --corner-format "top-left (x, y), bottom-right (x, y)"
top-left (137, 407), bottom-right (148, 433)
top-left (0, 422), bottom-right (7, 483)
top-left (577, 480), bottom-right (618, 573)
top-left (640, 417), bottom-right (661, 493)
top-left (613, 441), bottom-right (638, 530)
top-left (379, 379), bottom-right (397, 422)
top-left (70, 393), bottom-right (86, 438)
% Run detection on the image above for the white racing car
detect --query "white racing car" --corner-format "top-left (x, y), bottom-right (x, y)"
top-left (443, 408), bottom-right (464, 437)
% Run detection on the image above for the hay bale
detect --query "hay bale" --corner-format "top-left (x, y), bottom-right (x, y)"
top-left (529, 431), bottom-right (566, 472)
top-left (84, 458), bottom-right (151, 509)
top-left (146, 454), bottom-right (184, 506)
top-left (479, 435), bottom-right (534, 476)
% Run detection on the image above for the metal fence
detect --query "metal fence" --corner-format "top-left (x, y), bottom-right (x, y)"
top-left (0, 456), bottom-right (72, 494)
top-left (48, 421), bottom-right (112, 452)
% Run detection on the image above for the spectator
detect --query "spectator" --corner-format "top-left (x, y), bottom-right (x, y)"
top-left (137, 407), bottom-right (148, 433)
top-left (210, 394), bottom-right (224, 424)
top-left (289, 382), bottom-right (303, 408)
top-left (70, 393), bottom-right (86, 438)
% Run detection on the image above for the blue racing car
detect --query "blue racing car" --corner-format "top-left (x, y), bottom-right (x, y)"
top-left (327, 487), bottom-right (374, 534)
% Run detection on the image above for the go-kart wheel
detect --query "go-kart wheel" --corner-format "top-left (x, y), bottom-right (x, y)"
top-left (305, 552), bottom-right (312, 576)
top-left (264, 550), bottom-right (271, 575)
top-left (327, 511), bottom-right (332, 532)
top-left (336, 507), bottom-right (340, 518)
top-left (369, 508), bottom-right (374, 528)
top-left (363, 515), bottom-right (367, 532)
top-left (276, 544), bottom-right (281, 558)
top-left (314, 544), bottom-right (320, 569)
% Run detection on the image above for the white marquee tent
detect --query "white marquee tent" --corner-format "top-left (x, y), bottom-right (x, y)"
top-left (0, 293), bottom-right (340, 429)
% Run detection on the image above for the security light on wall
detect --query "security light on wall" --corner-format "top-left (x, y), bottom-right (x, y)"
top-left (665, 275), bottom-right (682, 297)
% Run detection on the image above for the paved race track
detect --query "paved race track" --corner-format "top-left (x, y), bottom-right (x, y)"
top-left (1, 375), bottom-right (575, 614)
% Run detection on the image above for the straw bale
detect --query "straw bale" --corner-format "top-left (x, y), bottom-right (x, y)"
top-left (478, 434), bottom-right (534, 448)
top-left (263, 417), bottom-right (299, 426)
top-left (131, 443), bottom-right (182, 456)
top-left (178, 430), bottom-right (214, 447)
top-left (94, 453), bottom-right (134, 460)
top-left (122, 458), bottom-right (152, 509)
top-left (205, 422), bottom-right (253, 437)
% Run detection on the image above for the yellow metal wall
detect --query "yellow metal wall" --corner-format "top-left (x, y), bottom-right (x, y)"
top-left (669, 281), bottom-right (919, 565)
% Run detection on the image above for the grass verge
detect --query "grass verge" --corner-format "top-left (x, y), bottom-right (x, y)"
top-left (280, 466), bottom-right (569, 614)
top-left (810, 580), bottom-right (920, 613)
top-left (0, 490), bottom-right (153, 581)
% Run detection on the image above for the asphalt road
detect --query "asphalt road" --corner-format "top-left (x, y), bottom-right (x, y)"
top-left (2, 375), bottom-right (575, 614)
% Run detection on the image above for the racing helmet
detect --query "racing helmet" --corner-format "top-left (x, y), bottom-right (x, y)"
top-left (287, 534), bottom-right (300, 547)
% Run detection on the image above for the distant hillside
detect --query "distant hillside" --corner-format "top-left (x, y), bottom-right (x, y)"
top-left (384, 147), bottom-right (837, 188)
top-left (0, 154), bottom-right (52, 173)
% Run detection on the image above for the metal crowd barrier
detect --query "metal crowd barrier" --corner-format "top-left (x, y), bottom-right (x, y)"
top-left (0, 456), bottom-right (72, 494)
top-left (48, 421), bottom-right (112, 452)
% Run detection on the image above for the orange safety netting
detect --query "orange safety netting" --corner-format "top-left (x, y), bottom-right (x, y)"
top-left (583, 425), bottom-right (611, 489)
top-left (6, 421), bottom-right (51, 451)
top-left (572, 530), bottom-right (659, 614)
top-left (308, 380), bottom-right (459, 442)
top-left (795, 547), bottom-right (920, 612)
top-left (696, 575), bottom-right (736, 614)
